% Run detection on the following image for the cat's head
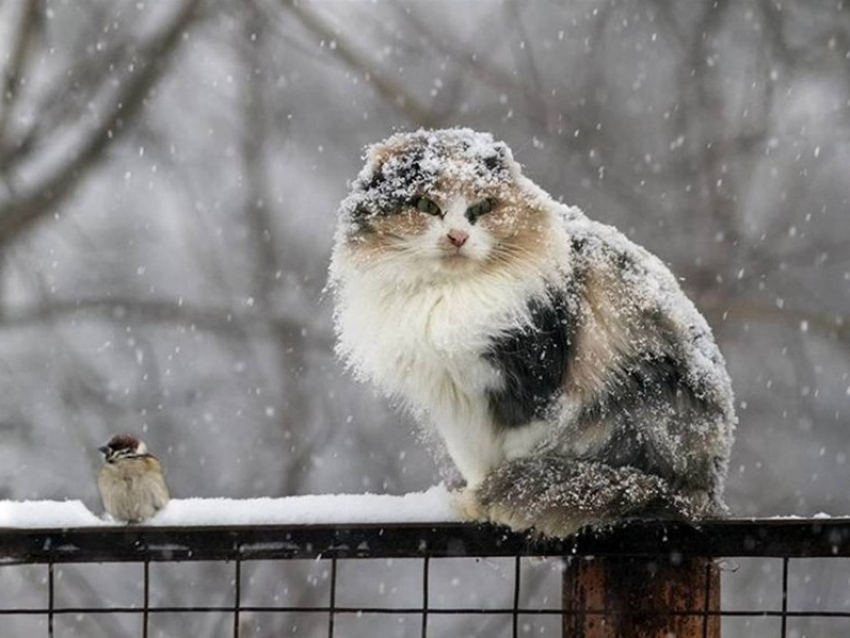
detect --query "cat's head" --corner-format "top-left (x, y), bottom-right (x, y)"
top-left (333, 128), bottom-right (551, 284)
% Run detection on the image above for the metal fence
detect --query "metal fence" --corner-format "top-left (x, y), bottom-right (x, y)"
top-left (1, 519), bottom-right (850, 637)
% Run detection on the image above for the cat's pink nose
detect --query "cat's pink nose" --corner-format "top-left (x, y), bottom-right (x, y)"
top-left (447, 229), bottom-right (469, 247)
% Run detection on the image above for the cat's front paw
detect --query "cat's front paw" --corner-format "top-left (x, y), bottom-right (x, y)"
top-left (486, 502), bottom-right (534, 534)
top-left (451, 489), bottom-right (534, 533)
top-left (450, 489), bottom-right (488, 522)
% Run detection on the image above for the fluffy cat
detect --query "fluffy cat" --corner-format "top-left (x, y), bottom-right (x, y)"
top-left (329, 128), bottom-right (736, 538)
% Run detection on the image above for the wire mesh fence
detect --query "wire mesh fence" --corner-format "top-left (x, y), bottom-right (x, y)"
top-left (1, 519), bottom-right (849, 637)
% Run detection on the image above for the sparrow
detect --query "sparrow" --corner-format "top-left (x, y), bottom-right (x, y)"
top-left (97, 433), bottom-right (170, 524)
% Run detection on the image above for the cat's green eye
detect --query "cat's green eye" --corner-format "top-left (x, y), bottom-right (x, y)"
top-left (466, 198), bottom-right (495, 222)
top-left (415, 197), bottom-right (442, 216)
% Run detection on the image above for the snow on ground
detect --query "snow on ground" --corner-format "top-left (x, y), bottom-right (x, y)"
top-left (0, 485), bottom-right (459, 528)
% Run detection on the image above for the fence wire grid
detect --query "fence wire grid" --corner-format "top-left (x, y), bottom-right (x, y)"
top-left (1, 519), bottom-right (849, 637)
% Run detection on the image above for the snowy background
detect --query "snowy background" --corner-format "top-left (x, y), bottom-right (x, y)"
top-left (0, 0), bottom-right (848, 636)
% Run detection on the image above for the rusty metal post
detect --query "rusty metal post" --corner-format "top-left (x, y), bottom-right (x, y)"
top-left (562, 555), bottom-right (720, 637)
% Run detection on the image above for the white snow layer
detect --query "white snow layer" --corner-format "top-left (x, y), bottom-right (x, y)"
top-left (0, 485), bottom-right (458, 529)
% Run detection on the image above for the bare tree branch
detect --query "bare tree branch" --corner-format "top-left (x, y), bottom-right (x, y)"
top-left (281, 0), bottom-right (437, 126)
top-left (0, 36), bottom-right (128, 173)
top-left (240, 5), bottom-right (321, 496)
top-left (0, 0), bottom-right (39, 153)
top-left (0, 0), bottom-right (204, 250)
top-left (0, 296), bottom-right (332, 348)
top-left (505, 0), bottom-right (550, 128)
top-left (242, 8), bottom-right (280, 307)
top-left (699, 298), bottom-right (849, 343)
top-left (390, 4), bottom-right (521, 104)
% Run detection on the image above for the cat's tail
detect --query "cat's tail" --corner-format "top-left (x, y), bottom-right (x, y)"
top-left (467, 456), bottom-right (716, 538)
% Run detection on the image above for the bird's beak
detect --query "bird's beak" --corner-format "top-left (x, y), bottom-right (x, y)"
top-left (98, 445), bottom-right (111, 456)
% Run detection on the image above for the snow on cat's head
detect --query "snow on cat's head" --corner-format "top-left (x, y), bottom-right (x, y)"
top-left (332, 128), bottom-right (553, 284)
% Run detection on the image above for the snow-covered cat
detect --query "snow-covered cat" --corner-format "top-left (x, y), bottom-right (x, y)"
top-left (329, 128), bottom-right (736, 537)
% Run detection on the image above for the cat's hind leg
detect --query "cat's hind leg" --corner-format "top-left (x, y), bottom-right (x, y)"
top-left (473, 456), bottom-right (699, 538)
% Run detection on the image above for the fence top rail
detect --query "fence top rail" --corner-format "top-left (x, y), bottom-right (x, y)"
top-left (1, 518), bottom-right (849, 564)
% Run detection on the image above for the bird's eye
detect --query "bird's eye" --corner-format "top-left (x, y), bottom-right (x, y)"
top-left (466, 198), bottom-right (495, 222)
top-left (415, 197), bottom-right (442, 216)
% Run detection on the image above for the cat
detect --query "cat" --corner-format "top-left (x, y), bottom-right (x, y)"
top-left (329, 128), bottom-right (736, 538)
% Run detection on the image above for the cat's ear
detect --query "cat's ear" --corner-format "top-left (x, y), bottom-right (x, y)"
top-left (351, 141), bottom-right (390, 198)
top-left (493, 141), bottom-right (514, 164)
top-left (365, 138), bottom-right (396, 167)
top-left (358, 139), bottom-right (403, 195)
top-left (346, 139), bottom-right (413, 223)
top-left (363, 137), bottom-right (405, 180)
top-left (479, 141), bottom-right (517, 179)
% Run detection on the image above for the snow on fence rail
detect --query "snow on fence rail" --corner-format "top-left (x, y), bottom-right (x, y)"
top-left (1, 505), bottom-right (850, 637)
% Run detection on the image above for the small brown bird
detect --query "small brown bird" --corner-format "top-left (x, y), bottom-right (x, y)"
top-left (97, 434), bottom-right (170, 524)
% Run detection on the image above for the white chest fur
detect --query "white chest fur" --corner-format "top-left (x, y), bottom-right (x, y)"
top-left (333, 254), bottom-right (563, 486)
